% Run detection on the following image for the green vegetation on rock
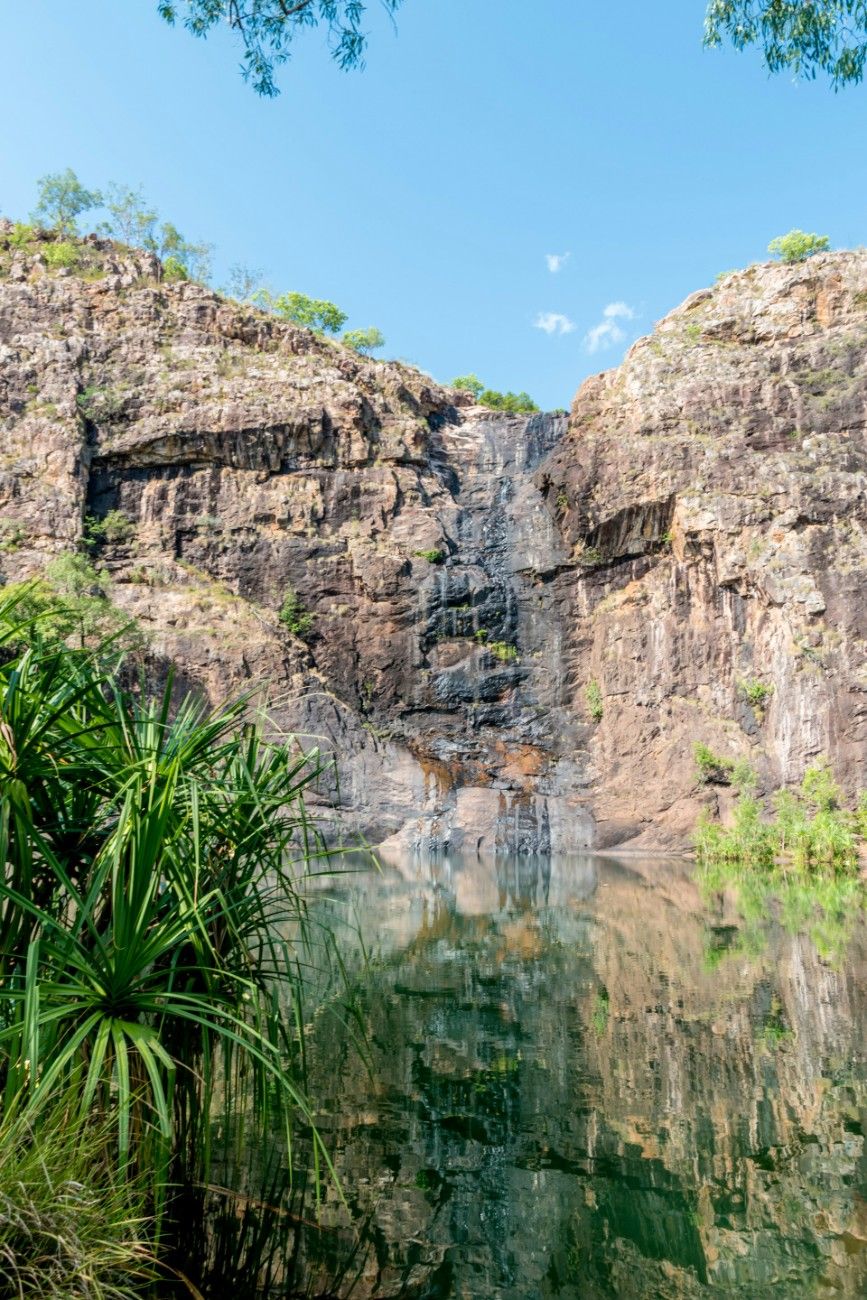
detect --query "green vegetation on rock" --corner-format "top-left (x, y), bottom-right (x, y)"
top-left (488, 640), bottom-right (519, 663)
top-left (695, 759), bottom-right (865, 873)
top-left (342, 325), bottom-right (386, 354)
top-left (3, 553), bottom-right (141, 651)
top-left (478, 388), bottom-right (539, 414)
top-left (5, 171), bottom-right (391, 360)
top-left (585, 679), bottom-right (604, 722)
top-left (768, 229), bottom-right (831, 263)
top-left (97, 186), bottom-right (213, 281)
top-left (694, 742), bottom-right (738, 785)
top-left (591, 988), bottom-right (610, 1035)
top-left (279, 585), bottom-right (315, 638)
top-left (256, 289), bottom-right (348, 335)
top-left (452, 373), bottom-right (484, 398)
top-left (32, 168), bottom-right (102, 236)
top-left (84, 509), bottom-right (135, 549)
top-left (42, 240), bottom-right (80, 269)
top-left (451, 374), bottom-right (539, 413)
top-left (739, 677), bottom-right (773, 715)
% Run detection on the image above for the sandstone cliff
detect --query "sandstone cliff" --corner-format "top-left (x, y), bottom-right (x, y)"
top-left (1, 223), bottom-right (865, 852)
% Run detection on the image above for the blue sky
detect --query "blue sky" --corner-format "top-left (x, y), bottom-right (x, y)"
top-left (2, 1), bottom-right (866, 409)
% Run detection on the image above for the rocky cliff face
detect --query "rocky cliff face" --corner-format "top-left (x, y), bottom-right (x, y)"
top-left (1, 224), bottom-right (865, 852)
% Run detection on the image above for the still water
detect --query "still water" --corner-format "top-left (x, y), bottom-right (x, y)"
top-left (294, 853), bottom-right (867, 1298)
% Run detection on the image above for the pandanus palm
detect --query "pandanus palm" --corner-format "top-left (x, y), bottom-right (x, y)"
top-left (0, 585), bottom-right (338, 1225)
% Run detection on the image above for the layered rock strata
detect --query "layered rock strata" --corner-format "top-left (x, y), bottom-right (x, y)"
top-left (1, 224), bottom-right (865, 851)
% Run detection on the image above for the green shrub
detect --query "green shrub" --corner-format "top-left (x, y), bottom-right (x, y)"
top-left (739, 678), bottom-right (774, 714)
top-left (0, 522), bottom-right (25, 553)
top-left (768, 230), bottom-right (830, 264)
top-left (473, 628), bottom-right (489, 642)
top-left (585, 680), bottom-right (604, 722)
top-left (8, 221), bottom-right (37, 250)
top-left (577, 544), bottom-right (604, 567)
top-left (857, 791), bottom-right (867, 838)
top-left (800, 758), bottom-right (842, 812)
top-left (478, 388), bottom-right (539, 414)
top-left (42, 240), bottom-right (79, 269)
top-left (84, 509), bottom-right (134, 548)
top-left (279, 587), bottom-right (314, 638)
top-left (695, 758), bottom-right (862, 875)
top-left (488, 640), bottom-right (519, 663)
top-left (3, 555), bottom-right (141, 651)
top-left (694, 741), bottom-right (736, 785)
top-left (162, 255), bottom-right (189, 282)
top-left (451, 374), bottom-right (484, 398)
top-left (342, 326), bottom-right (385, 355)
top-left (257, 290), bottom-right (347, 335)
top-left (76, 386), bottom-right (128, 421)
top-left (414, 548), bottom-right (445, 564)
top-left (694, 786), bottom-right (775, 870)
top-left (591, 989), bottom-right (609, 1036)
top-left (450, 375), bottom-right (539, 412)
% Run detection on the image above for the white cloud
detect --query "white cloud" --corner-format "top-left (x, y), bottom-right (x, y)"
top-left (602, 301), bottom-right (635, 321)
top-left (583, 301), bottom-right (637, 354)
top-left (545, 252), bottom-right (570, 273)
top-left (534, 311), bottom-right (576, 336)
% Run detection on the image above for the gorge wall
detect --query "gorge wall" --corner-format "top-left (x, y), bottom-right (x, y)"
top-left (1, 223), bottom-right (866, 853)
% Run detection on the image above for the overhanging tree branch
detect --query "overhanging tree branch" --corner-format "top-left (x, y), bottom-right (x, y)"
top-left (704, 0), bottom-right (867, 87)
top-left (158, 0), bottom-right (405, 95)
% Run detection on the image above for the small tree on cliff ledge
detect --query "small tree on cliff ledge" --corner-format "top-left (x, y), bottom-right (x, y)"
top-left (768, 230), bottom-right (831, 264)
top-left (32, 169), bottom-right (102, 236)
top-left (342, 326), bottom-right (386, 355)
top-left (257, 291), bottom-right (348, 335)
top-left (452, 375), bottom-right (484, 399)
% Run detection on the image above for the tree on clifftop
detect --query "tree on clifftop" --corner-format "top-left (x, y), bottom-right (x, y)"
top-left (32, 170), bottom-right (102, 236)
top-left (157, 0), bottom-right (404, 95)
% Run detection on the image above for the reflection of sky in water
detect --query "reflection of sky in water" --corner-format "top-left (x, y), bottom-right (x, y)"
top-left (294, 855), bottom-right (867, 1299)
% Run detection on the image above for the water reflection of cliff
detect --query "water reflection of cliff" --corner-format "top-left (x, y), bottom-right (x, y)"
top-left (297, 855), bottom-right (867, 1298)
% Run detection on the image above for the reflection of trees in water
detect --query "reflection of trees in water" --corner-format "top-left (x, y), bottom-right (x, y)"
top-left (286, 857), bottom-right (867, 1298)
top-left (698, 858), bottom-right (867, 966)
